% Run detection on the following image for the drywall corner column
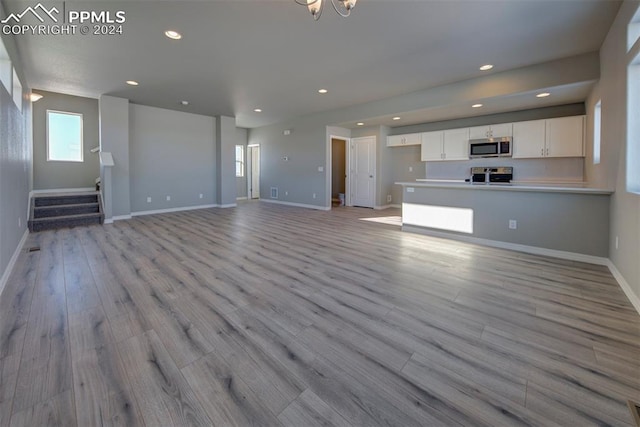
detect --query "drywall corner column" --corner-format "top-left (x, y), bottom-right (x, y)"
top-left (216, 115), bottom-right (237, 207)
top-left (99, 95), bottom-right (130, 219)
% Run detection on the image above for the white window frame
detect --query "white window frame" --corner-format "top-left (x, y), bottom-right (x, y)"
top-left (236, 144), bottom-right (245, 177)
top-left (0, 38), bottom-right (11, 95)
top-left (628, 10), bottom-right (640, 194)
top-left (47, 110), bottom-right (84, 163)
top-left (12, 68), bottom-right (22, 112)
top-left (593, 100), bottom-right (601, 165)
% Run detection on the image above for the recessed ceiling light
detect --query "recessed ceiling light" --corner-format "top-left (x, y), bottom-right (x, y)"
top-left (30, 93), bottom-right (43, 102)
top-left (180, 100), bottom-right (189, 106)
top-left (392, 117), bottom-right (401, 121)
top-left (356, 122), bottom-right (364, 126)
top-left (479, 64), bottom-right (494, 71)
top-left (318, 89), bottom-right (328, 94)
top-left (536, 92), bottom-right (551, 98)
top-left (472, 103), bottom-right (483, 108)
top-left (165, 30), bottom-right (182, 40)
top-left (254, 108), bottom-right (262, 113)
top-left (126, 80), bottom-right (139, 86)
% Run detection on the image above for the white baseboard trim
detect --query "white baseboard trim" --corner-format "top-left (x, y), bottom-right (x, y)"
top-left (606, 260), bottom-right (640, 315)
top-left (0, 229), bottom-right (29, 298)
top-left (104, 219), bottom-right (114, 224)
top-left (374, 204), bottom-right (401, 210)
top-left (260, 199), bottom-right (331, 211)
top-left (403, 225), bottom-right (609, 266)
top-left (131, 204), bottom-right (219, 218)
top-left (31, 187), bottom-right (95, 194)
top-left (236, 197), bottom-right (248, 201)
top-left (219, 203), bottom-right (237, 208)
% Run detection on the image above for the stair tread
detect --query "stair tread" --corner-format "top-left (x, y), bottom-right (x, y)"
top-left (31, 212), bottom-right (103, 222)
top-left (34, 202), bottom-right (99, 210)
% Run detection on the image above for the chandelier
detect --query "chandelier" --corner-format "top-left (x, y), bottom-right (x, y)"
top-left (295, 0), bottom-right (357, 20)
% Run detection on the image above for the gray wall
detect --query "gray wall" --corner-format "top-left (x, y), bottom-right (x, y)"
top-left (249, 53), bottom-right (599, 210)
top-left (99, 95), bottom-right (130, 218)
top-left (236, 127), bottom-right (247, 199)
top-left (216, 116), bottom-right (236, 206)
top-left (129, 104), bottom-right (216, 212)
top-left (32, 90), bottom-right (99, 190)
top-left (585, 1), bottom-right (640, 304)
top-left (403, 186), bottom-right (610, 257)
top-left (0, 27), bottom-right (31, 289)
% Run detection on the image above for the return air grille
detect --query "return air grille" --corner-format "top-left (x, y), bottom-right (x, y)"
top-left (270, 187), bottom-right (278, 199)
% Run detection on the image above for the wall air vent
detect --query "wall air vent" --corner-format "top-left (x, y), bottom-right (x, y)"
top-left (270, 187), bottom-right (278, 199)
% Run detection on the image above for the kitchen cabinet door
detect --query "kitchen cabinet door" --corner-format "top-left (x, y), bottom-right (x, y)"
top-left (469, 125), bottom-right (491, 140)
top-left (469, 123), bottom-right (513, 139)
top-left (512, 120), bottom-right (546, 158)
top-left (546, 116), bottom-right (584, 157)
top-left (421, 131), bottom-right (443, 161)
top-left (490, 123), bottom-right (513, 138)
top-left (387, 133), bottom-right (422, 147)
top-left (387, 135), bottom-right (405, 147)
top-left (443, 128), bottom-right (469, 160)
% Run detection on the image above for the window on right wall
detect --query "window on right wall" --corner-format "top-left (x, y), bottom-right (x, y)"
top-left (628, 18), bottom-right (640, 194)
top-left (593, 100), bottom-right (601, 165)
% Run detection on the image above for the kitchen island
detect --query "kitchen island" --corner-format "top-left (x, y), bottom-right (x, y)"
top-left (395, 181), bottom-right (614, 259)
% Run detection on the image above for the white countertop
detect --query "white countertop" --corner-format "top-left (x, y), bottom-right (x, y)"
top-left (395, 180), bottom-right (614, 195)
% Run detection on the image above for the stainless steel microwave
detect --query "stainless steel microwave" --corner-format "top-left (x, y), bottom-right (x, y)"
top-left (469, 137), bottom-right (512, 158)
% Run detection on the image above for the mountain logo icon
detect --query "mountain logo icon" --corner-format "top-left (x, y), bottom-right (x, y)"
top-left (1, 3), bottom-right (59, 24)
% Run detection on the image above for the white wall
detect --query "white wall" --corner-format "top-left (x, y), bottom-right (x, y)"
top-left (585, 0), bottom-right (640, 306)
top-left (129, 104), bottom-right (216, 212)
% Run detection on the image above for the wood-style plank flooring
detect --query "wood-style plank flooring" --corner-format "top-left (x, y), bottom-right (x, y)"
top-left (1, 201), bottom-right (639, 426)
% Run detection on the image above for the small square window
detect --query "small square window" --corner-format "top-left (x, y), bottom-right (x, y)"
top-left (47, 111), bottom-right (84, 162)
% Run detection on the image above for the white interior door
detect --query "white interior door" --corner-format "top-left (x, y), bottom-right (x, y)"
top-left (249, 145), bottom-right (260, 199)
top-left (351, 136), bottom-right (376, 208)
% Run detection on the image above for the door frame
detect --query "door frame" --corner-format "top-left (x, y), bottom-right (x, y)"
top-left (247, 144), bottom-right (260, 199)
top-left (327, 135), bottom-right (351, 208)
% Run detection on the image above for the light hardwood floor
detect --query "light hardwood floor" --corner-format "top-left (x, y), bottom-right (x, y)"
top-left (0, 202), bottom-right (638, 426)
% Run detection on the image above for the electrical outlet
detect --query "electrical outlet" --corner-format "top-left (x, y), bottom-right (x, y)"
top-left (18, 217), bottom-right (21, 228)
top-left (318, 166), bottom-right (324, 172)
top-left (409, 166), bottom-right (413, 172)
top-left (166, 196), bottom-right (171, 201)
top-left (615, 236), bottom-right (619, 250)
top-left (199, 193), bottom-right (203, 199)
top-left (147, 197), bottom-right (152, 203)
top-left (387, 195), bottom-right (392, 202)
top-left (285, 191), bottom-right (288, 196)
top-left (313, 193), bottom-right (316, 199)
top-left (509, 219), bottom-right (517, 229)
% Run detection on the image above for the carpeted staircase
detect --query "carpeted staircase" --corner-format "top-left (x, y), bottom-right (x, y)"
top-left (28, 192), bottom-right (105, 232)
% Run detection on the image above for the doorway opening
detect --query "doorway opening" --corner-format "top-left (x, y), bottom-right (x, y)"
top-left (331, 137), bottom-right (348, 207)
top-left (247, 144), bottom-right (260, 199)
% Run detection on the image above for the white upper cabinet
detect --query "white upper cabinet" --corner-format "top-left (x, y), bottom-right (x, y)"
top-left (421, 128), bottom-right (469, 161)
top-left (420, 131), bottom-right (444, 161)
top-left (512, 120), bottom-right (546, 158)
top-left (442, 128), bottom-right (470, 160)
top-left (387, 132), bottom-right (422, 147)
top-left (512, 116), bottom-right (584, 159)
top-left (546, 116), bottom-right (585, 158)
top-left (469, 123), bottom-right (513, 139)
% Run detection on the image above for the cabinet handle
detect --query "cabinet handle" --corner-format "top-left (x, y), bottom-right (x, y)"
top-left (541, 148), bottom-right (544, 156)
top-left (546, 148), bottom-right (549, 156)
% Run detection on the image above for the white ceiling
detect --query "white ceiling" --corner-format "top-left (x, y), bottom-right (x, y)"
top-left (6, 0), bottom-right (621, 128)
